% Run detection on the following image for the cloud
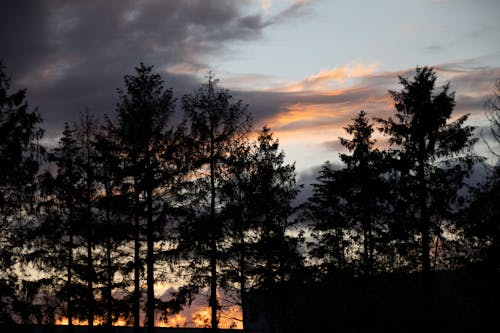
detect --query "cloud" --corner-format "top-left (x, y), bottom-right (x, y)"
top-left (1, 0), bottom-right (497, 165)
top-left (227, 61), bottom-right (499, 168)
top-left (0, 0), bottom-right (313, 138)
top-left (280, 63), bottom-right (378, 92)
top-left (261, 0), bottom-right (273, 12)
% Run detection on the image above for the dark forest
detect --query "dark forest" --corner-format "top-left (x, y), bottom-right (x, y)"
top-left (1, 61), bottom-right (499, 333)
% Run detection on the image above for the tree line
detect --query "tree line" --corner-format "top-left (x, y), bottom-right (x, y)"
top-left (0, 61), bottom-right (498, 332)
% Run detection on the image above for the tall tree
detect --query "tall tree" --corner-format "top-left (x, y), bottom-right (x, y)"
top-left (42, 123), bottom-right (83, 330)
top-left (0, 61), bottom-right (44, 324)
top-left (39, 114), bottom-right (100, 329)
top-left (377, 67), bottom-right (478, 280)
top-left (338, 111), bottom-right (388, 275)
top-left (484, 79), bottom-right (500, 156)
top-left (219, 139), bottom-right (254, 331)
top-left (181, 74), bottom-right (251, 331)
top-left (465, 79), bottom-right (500, 270)
top-left (74, 111), bottom-right (99, 331)
top-left (249, 127), bottom-right (303, 333)
top-left (115, 63), bottom-right (177, 332)
top-left (93, 116), bottom-right (131, 331)
top-left (306, 162), bottom-right (351, 276)
top-left (307, 111), bottom-right (388, 276)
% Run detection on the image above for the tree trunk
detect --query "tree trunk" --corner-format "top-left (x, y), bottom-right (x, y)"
top-left (84, 117), bottom-right (94, 332)
top-left (67, 206), bottom-right (73, 333)
top-left (105, 181), bottom-right (113, 332)
top-left (146, 153), bottom-right (155, 332)
top-left (417, 151), bottom-right (431, 283)
top-left (209, 135), bottom-right (218, 332)
top-left (86, 198), bottom-right (94, 331)
top-left (133, 176), bottom-right (141, 332)
top-left (237, 215), bottom-right (248, 331)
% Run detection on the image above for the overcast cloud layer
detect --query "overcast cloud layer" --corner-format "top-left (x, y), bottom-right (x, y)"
top-left (0, 1), bottom-right (310, 136)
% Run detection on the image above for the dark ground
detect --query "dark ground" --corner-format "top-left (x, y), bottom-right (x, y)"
top-left (3, 266), bottom-right (498, 333)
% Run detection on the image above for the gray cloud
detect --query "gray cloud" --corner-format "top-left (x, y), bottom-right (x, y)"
top-left (1, 0), bottom-right (498, 149)
top-left (0, 0), bottom-right (312, 138)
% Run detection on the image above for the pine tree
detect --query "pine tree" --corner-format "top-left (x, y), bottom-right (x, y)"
top-left (338, 111), bottom-right (388, 275)
top-left (377, 67), bottom-right (478, 279)
top-left (0, 61), bottom-right (44, 324)
top-left (43, 123), bottom-right (83, 330)
top-left (465, 79), bottom-right (500, 270)
top-left (306, 162), bottom-right (350, 275)
top-left (219, 139), bottom-right (254, 330)
top-left (306, 111), bottom-right (386, 277)
top-left (93, 117), bottom-right (132, 331)
top-left (249, 127), bottom-right (302, 333)
top-left (74, 111), bottom-right (99, 331)
top-left (115, 63), bottom-right (177, 332)
top-left (181, 74), bottom-right (251, 331)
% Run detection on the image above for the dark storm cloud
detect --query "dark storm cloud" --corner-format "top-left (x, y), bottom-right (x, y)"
top-left (0, 0), bottom-right (312, 139)
top-left (0, 1), bottom-right (52, 77)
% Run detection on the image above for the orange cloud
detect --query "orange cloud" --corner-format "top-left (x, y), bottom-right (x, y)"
top-left (166, 62), bottom-right (207, 76)
top-left (281, 63), bottom-right (378, 92)
top-left (261, 0), bottom-right (272, 12)
top-left (264, 90), bottom-right (392, 134)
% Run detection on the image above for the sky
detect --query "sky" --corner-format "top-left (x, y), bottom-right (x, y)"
top-left (1, 0), bottom-right (499, 174)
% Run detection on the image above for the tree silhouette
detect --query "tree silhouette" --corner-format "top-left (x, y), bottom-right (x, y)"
top-left (249, 127), bottom-right (303, 333)
top-left (338, 111), bottom-right (388, 275)
top-left (465, 79), bottom-right (500, 271)
top-left (75, 111), bottom-right (99, 331)
top-left (220, 126), bottom-right (303, 331)
top-left (0, 61), bottom-right (44, 325)
top-left (484, 79), bottom-right (500, 156)
top-left (306, 111), bottom-right (389, 276)
top-left (93, 116), bottom-right (133, 331)
top-left (115, 63), bottom-right (177, 332)
top-left (377, 67), bottom-right (478, 279)
top-left (35, 112), bottom-right (103, 329)
top-left (306, 162), bottom-right (350, 275)
top-left (181, 74), bottom-right (251, 331)
top-left (219, 138), bottom-right (254, 330)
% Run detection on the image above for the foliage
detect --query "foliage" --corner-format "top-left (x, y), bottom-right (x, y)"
top-left (0, 61), bottom-right (44, 324)
top-left (0, 61), bottom-right (497, 331)
top-left (179, 74), bottom-right (252, 329)
top-left (377, 66), bottom-right (479, 274)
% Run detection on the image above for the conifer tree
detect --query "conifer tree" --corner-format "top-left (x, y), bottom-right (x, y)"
top-left (115, 63), bottom-right (177, 332)
top-left (338, 111), bottom-right (388, 275)
top-left (249, 127), bottom-right (302, 333)
top-left (0, 62), bottom-right (44, 324)
top-left (181, 75), bottom-right (251, 331)
top-left (306, 162), bottom-right (350, 275)
top-left (377, 67), bottom-right (478, 278)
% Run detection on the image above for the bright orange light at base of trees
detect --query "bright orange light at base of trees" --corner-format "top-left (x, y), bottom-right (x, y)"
top-left (54, 305), bottom-right (243, 329)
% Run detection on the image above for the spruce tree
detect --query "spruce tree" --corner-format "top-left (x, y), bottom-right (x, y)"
top-left (181, 75), bottom-right (251, 331)
top-left (338, 111), bottom-right (388, 275)
top-left (0, 61), bottom-right (44, 324)
top-left (377, 67), bottom-right (478, 278)
top-left (249, 127), bottom-right (302, 333)
top-left (115, 63), bottom-right (177, 332)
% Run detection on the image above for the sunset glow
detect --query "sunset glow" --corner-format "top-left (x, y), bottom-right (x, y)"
top-left (281, 63), bottom-right (378, 92)
top-left (1, 0), bottom-right (499, 332)
top-left (53, 304), bottom-right (242, 329)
